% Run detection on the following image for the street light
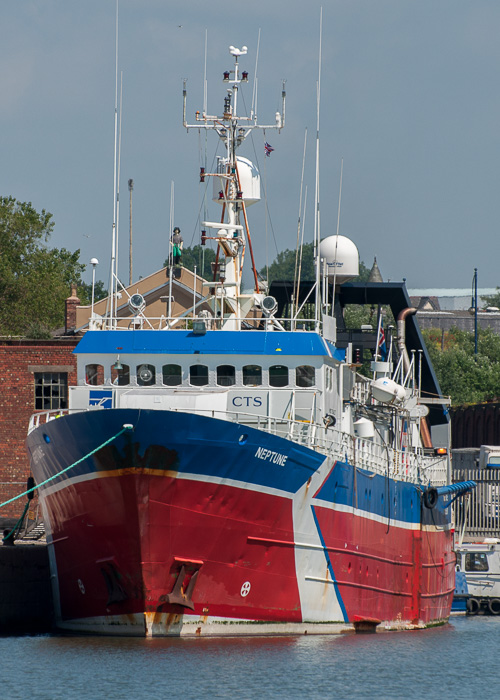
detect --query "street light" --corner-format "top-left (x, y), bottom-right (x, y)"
top-left (90, 258), bottom-right (99, 324)
top-left (128, 179), bottom-right (134, 286)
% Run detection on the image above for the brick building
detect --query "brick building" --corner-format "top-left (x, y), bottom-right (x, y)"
top-left (0, 339), bottom-right (78, 523)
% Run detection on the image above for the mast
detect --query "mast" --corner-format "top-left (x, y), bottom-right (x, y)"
top-left (184, 44), bottom-right (285, 330)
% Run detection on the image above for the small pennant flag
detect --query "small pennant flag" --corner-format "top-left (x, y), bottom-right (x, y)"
top-left (264, 141), bottom-right (274, 157)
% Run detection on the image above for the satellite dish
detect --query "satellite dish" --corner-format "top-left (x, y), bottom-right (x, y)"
top-left (138, 365), bottom-right (153, 384)
top-left (129, 293), bottom-right (146, 314)
top-left (261, 296), bottom-right (278, 315)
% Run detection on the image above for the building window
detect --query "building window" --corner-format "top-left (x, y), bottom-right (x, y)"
top-left (137, 364), bottom-right (156, 386)
top-left (85, 364), bottom-right (104, 386)
top-left (217, 365), bottom-right (235, 387)
top-left (34, 373), bottom-right (68, 410)
top-left (296, 365), bottom-right (315, 387)
top-left (243, 364), bottom-right (262, 386)
top-left (190, 364), bottom-right (208, 386)
top-left (162, 364), bottom-right (182, 386)
top-left (269, 365), bottom-right (288, 387)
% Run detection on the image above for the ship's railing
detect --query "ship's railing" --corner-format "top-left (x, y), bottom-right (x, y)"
top-left (88, 315), bottom-right (319, 332)
top-left (453, 467), bottom-right (500, 538)
top-left (166, 406), bottom-right (448, 486)
top-left (27, 405), bottom-right (447, 486)
top-left (28, 408), bottom-right (81, 434)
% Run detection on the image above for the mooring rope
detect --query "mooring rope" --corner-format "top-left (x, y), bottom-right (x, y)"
top-left (2, 501), bottom-right (30, 543)
top-left (0, 424), bottom-right (134, 511)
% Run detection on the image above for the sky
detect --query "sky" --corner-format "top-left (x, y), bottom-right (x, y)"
top-left (1, 0), bottom-right (500, 292)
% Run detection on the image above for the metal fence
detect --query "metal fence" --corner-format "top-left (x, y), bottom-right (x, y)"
top-left (453, 468), bottom-right (500, 539)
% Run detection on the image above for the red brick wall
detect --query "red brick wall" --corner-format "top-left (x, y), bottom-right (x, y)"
top-left (0, 340), bottom-right (77, 519)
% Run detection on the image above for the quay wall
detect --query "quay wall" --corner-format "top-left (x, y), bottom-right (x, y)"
top-left (0, 544), bottom-right (53, 634)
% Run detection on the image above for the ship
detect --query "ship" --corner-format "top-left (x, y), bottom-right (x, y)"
top-left (26, 44), bottom-right (474, 636)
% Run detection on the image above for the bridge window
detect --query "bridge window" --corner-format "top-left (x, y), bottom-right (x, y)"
top-left (190, 364), bottom-right (209, 386)
top-left (34, 372), bottom-right (68, 410)
top-left (217, 365), bottom-right (235, 387)
top-left (465, 552), bottom-right (489, 572)
top-left (85, 364), bottom-right (104, 386)
top-left (162, 364), bottom-right (182, 386)
top-left (111, 363), bottom-right (130, 386)
top-left (243, 364), bottom-right (262, 386)
top-left (269, 365), bottom-right (288, 387)
top-left (296, 365), bottom-right (315, 387)
top-left (137, 364), bottom-right (156, 387)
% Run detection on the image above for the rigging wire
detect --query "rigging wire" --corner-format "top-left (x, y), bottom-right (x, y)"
top-left (293, 128), bottom-right (308, 320)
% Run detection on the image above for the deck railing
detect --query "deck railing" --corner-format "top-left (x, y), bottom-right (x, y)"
top-left (29, 405), bottom-right (448, 486)
top-left (453, 468), bottom-right (500, 539)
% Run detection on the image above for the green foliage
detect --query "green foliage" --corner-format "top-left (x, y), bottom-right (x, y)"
top-left (0, 196), bottom-right (85, 336)
top-left (260, 242), bottom-right (316, 284)
top-left (482, 288), bottom-right (500, 309)
top-left (423, 326), bottom-right (500, 405)
top-left (78, 280), bottom-right (108, 306)
top-left (260, 242), bottom-right (371, 285)
top-left (164, 244), bottom-right (217, 280)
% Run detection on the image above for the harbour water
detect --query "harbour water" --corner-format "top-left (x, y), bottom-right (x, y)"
top-left (0, 616), bottom-right (496, 699)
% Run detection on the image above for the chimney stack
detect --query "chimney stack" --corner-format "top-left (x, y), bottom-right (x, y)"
top-left (65, 284), bottom-right (80, 334)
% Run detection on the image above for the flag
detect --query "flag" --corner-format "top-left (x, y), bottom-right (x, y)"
top-left (377, 318), bottom-right (388, 361)
top-left (264, 141), bottom-right (274, 157)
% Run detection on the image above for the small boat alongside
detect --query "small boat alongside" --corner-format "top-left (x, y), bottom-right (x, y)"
top-left (455, 540), bottom-right (500, 615)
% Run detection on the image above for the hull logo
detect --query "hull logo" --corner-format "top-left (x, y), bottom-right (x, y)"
top-left (77, 578), bottom-right (86, 595)
top-left (240, 581), bottom-right (251, 597)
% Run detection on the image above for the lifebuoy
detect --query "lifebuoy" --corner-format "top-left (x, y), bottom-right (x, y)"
top-left (423, 487), bottom-right (438, 509)
top-left (467, 597), bottom-right (480, 615)
top-left (488, 598), bottom-right (500, 615)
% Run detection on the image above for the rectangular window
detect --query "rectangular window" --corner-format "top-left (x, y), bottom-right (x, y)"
top-left (465, 552), bottom-right (489, 572)
top-left (34, 372), bottom-right (68, 410)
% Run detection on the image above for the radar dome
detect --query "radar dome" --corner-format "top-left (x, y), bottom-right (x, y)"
top-left (319, 235), bottom-right (359, 284)
top-left (213, 157), bottom-right (260, 206)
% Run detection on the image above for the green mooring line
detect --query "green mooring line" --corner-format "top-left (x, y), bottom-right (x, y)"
top-left (0, 424), bottom-right (134, 510)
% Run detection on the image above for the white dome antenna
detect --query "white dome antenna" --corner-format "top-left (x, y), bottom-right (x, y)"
top-left (229, 45), bottom-right (248, 57)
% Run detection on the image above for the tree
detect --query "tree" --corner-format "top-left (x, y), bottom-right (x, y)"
top-left (423, 326), bottom-right (500, 405)
top-left (0, 196), bottom-right (85, 337)
top-left (163, 244), bottom-right (217, 280)
top-left (78, 280), bottom-right (108, 306)
top-left (482, 288), bottom-right (500, 309)
top-left (260, 242), bottom-right (371, 285)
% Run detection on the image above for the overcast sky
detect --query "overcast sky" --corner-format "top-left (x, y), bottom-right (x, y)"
top-left (2, 1), bottom-right (500, 291)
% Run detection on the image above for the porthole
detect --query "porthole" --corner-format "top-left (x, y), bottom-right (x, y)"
top-left (269, 365), bottom-right (288, 387)
top-left (190, 364), bottom-right (208, 386)
top-left (162, 364), bottom-right (182, 386)
top-left (296, 365), bottom-right (315, 388)
top-left (217, 365), bottom-right (235, 387)
top-left (137, 364), bottom-right (156, 387)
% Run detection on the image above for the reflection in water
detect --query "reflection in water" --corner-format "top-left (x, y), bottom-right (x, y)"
top-left (1, 617), bottom-right (497, 700)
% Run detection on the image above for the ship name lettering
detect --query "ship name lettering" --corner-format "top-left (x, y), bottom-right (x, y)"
top-left (232, 396), bottom-right (263, 408)
top-left (255, 447), bottom-right (288, 466)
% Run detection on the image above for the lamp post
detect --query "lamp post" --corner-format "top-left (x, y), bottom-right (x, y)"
top-left (128, 178), bottom-right (134, 286)
top-left (90, 258), bottom-right (99, 326)
top-left (474, 268), bottom-right (478, 357)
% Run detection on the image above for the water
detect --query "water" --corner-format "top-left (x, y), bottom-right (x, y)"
top-left (0, 616), bottom-right (495, 699)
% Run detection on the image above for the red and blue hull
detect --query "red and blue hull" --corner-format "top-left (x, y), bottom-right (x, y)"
top-left (26, 409), bottom-right (455, 635)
